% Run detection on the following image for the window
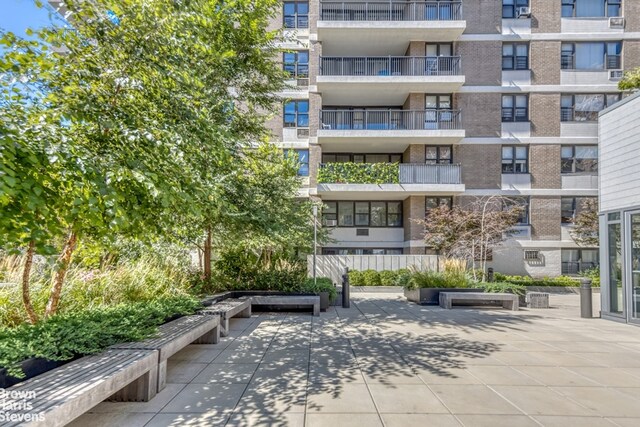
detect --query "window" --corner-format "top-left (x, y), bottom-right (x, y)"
top-left (503, 0), bottom-right (529, 19)
top-left (426, 44), bottom-right (453, 57)
top-left (562, 0), bottom-right (621, 17)
top-left (283, 1), bottom-right (308, 28)
top-left (322, 202), bottom-right (403, 227)
top-left (425, 146), bottom-right (452, 164)
top-left (503, 43), bottom-right (529, 70)
top-left (426, 197), bottom-right (453, 215)
top-left (321, 153), bottom-right (402, 163)
top-left (502, 95), bottom-right (529, 122)
top-left (503, 197), bottom-right (530, 225)
top-left (561, 94), bottom-right (621, 121)
top-left (561, 145), bottom-right (598, 173)
top-left (561, 196), bottom-right (597, 224)
top-left (284, 149), bottom-right (309, 176)
top-left (562, 249), bottom-right (599, 274)
top-left (502, 146), bottom-right (528, 173)
top-left (561, 42), bottom-right (622, 70)
top-left (283, 100), bottom-right (309, 128)
top-left (283, 51), bottom-right (309, 78)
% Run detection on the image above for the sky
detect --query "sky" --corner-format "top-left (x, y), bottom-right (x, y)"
top-left (0, 0), bottom-right (59, 37)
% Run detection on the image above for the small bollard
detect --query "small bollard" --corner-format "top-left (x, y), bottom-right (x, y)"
top-left (487, 268), bottom-right (494, 283)
top-left (342, 268), bottom-right (350, 309)
top-left (580, 278), bottom-right (593, 318)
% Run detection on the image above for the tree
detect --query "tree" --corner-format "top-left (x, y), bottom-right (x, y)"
top-left (619, 67), bottom-right (640, 90)
top-left (571, 198), bottom-right (599, 246)
top-left (0, 0), bottom-right (288, 319)
top-left (414, 196), bottom-right (524, 280)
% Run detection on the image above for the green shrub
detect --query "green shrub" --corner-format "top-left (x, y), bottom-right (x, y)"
top-left (348, 270), bottom-right (365, 286)
top-left (493, 273), bottom-right (580, 287)
top-left (474, 282), bottom-right (526, 296)
top-left (580, 266), bottom-right (600, 287)
top-left (406, 270), bottom-right (448, 290)
top-left (355, 269), bottom-right (378, 286)
top-left (317, 162), bottom-right (399, 184)
top-left (379, 270), bottom-right (397, 286)
top-left (0, 295), bottom-right (201, 378)
top-left (303, 277), bottom-right (337, 302)
top-left (394, 269), bottom-right (412, 287)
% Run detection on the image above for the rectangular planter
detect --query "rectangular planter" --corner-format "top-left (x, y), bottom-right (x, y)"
top-left (318, 291), bottom-right (330, 311)
top-left (404, 288), bottom-right (483, 305)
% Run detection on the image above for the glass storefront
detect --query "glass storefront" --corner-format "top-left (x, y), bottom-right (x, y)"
top-left (607, 222), bottom-right (623, 314)
top-left (631, 214), bottom-right (640, 319)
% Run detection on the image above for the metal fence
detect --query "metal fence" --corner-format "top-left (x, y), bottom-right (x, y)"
top-left (320, 109), bottom-right (462, 130)
top-left (320, 1), bottom-right (463, 21)
top-left (308, 255), bottom-right (440, 284)
top-left (320, 56), bottom-right (461, 76)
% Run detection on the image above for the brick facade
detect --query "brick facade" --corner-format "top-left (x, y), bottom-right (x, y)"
top-left (530, 41), bottom-right (561, 85)
top-left (530, 93), bottom-right (561, 137)
top-left (530, 0), bottom-right (561, 33)
top-left (456, 144), bottom-right (501, 189)
top-left (458, 41), bottom-right (502, 86)
top-left (402, 93), bottom-right (424, 111)
top-left (454, 93), bottom-right (501, 137)
top-left (403, 145), bottom-right (425, 163)
top-left (308, 143), bottom-right (321, 187)
top-left (530, 197), bottom-right (562, 240)
top-left (623, 40), bottom-right (640, 71)
top-left (309, 92), bottom-right (322, 137)
top-left (403, 196), bottom-right (426, 241)
top-left (309, 41), bottom-right (322, 85)
top-left (264, 105), bottom-right (283, 142)
top-left (529, 145), bottom-right (561, 189)
top-left (624, 0), bottom-right (640, 33)
top-left (462, 0), bottom-right (501, 34)
top-left (405, 42), bottom-right (425, 57)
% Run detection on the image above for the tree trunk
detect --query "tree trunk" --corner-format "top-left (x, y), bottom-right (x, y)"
top-left (203, 227), bottom-right (212, 283)
top-left (22, 241), bottom-right (39, 324)
top-left (44, 232), bottom-right (77, 318)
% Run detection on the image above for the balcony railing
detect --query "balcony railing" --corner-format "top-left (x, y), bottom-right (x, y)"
top-left (318, 163), bottom-right (462, 185)
top-left (320, 56), bottom-right (462, 76)
top-left (561, 54), bottom-right (622, 70)
top-left (320, 109), bottom-right (462, 130)
top-left (320, 1), bottom-right (463, 21)
top-left (561, 107), bottom-right (600, 122)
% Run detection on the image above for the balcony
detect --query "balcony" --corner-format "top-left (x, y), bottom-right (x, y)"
top-left (317, 1), bottom-right (466, 55)
top-left (317, 56), bottom-right (464, 104)
top-left (317, 163), bottom-right (464, 199)
top-left (317, 109), bottom-right (465, 150)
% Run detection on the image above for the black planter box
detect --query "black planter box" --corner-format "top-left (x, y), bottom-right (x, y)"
top-left (404, 288), bottom-right (484, 305)
top-left (0, 357), bottom-right (72, 388)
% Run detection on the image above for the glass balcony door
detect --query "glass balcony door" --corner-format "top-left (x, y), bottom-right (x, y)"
top-left (627, 212), bottom-right (640, 321)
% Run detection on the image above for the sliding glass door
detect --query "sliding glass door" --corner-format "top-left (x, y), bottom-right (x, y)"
top-left (628, 213), bottom-right (640, 320)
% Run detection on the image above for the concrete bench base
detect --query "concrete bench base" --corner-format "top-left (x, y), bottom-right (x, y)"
top-left (111, 314), bottom-right (220, 392)
top-left (251, 295), bottom-right (320, 316)
top-left (439, 292), bottom-right (519, 311)
top-left (4, 350), bottom-right (158, 427)
top-left (200, 298), bottom-right (252, 337)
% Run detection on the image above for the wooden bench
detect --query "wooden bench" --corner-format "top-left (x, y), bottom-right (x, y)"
top-left (250, 295), bottom-right (320, 316)
top-left (199, 298), bottom-right (252, 337)
top-left (3, 349), bottom-right (158, 427)
top-left (111, 314), bottom-right (220, 392)
top-left (439, 292), bottom-right (519, 311)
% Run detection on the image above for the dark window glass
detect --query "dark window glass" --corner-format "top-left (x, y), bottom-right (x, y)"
top-left (502, 146), bottom-right (528, 174)
top-left (370, 202), bottom-right (387, 227)
top-left (338, 202), bottom-right (354, 226)
top-left (387, 202), bottom-right (402, 227)
top-left (561, 145), bottom-right (598, 173)
top-left (325, 202), bottom-right (402, 227)
top-left (425, 146), bottom-right (453, 164)
top-left (503, 0), bottom-right (529, 19)
top-left (322, 202), bottom-right (337, 226)
top-left (284, 149), bottom-right (309, 176)
top-left (502, 43), bottom-right (529, 70)
top-left (561, 93), bottom-right (621, 122)
top-left (561, 42), bottom-right (622, 70)
top-left (502, 95), bottom-right (529, 122)
top-left (283, 51), bottom-right (309, 78)
top-left (426, 197), bottom-right (453, 215)
top-left (503, 197), bottom-right (530, 225)
top-left (355, 202), bottom-right (370, 226)
top-left (562, 0), bottom-right (621, 18)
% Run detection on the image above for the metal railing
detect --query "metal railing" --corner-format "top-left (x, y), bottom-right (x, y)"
top-left (319, 162), bottom-right (462, 185)
top-left (320, 109), bottom-right (462, 130)
top-left (399, 163), bottom-right (461, 184)
top-left (561, 53), bottom-right (622, 70)
top-left (320, 1), bottom-right (463, 21)
top-left (561, 107), bottom-right (600, 122)
top-left (562, 261), bottom-right (598, 275)
top-left (502, 107), bottom-right (529, 122)
top-left (320, 56), bottom-right (461, 76)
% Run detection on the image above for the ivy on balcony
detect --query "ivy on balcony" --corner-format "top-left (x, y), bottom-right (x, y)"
top-left (317, 162), bottom-right (400, 184)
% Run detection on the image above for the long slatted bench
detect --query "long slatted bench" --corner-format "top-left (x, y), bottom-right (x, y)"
top-left (199, 298), bottom-right (252, 337)
top-left (3, 349), bottom-right (158, 427)
top-left (111, 314), bottom-right (220, 392)
top-left (250, 295), bottom-right (320, 316)
top-left (439, 292), bottom-right (519, 311)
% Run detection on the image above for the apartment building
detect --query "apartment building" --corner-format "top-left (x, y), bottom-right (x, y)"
top-left (267, 0), bottom-right (640, 277)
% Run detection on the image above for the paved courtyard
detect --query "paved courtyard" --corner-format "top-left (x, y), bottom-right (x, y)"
top-left (71, 293), bottom-right (640, 427)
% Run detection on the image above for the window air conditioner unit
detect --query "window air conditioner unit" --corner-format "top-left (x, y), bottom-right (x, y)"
top-left (523, 250), bottom-right (541, 261)
top-left (609, 17), bottom-right (625, 29)
top-left (324, 219), bottom-right (337, 227)
top-left (297, 128), bottom-right (310, 138)
top-left (516, 7), bottom-right (531, 18)
top-left (609, 70), bottom-right (623, 80)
